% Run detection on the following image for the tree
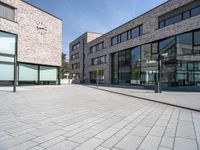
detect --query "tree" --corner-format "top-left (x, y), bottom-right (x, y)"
top-left (60, 53), bottom-right (69, 79)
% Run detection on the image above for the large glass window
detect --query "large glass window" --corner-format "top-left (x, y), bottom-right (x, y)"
top-left (0, 32), bottom-right (16, 55)
top-left (0, 64), bottom-right (14, 81)
top-left (118, 50), bottom-right (131, 84)
top-left (177, 32), bottom-right (193, 55)
top-left (112, 53), bottom-right (119, 84)
top-left (141, 44), bottom-right (158, 85)
top-left (0, 3), bottom-right (15, 21)
top-left (19, 64), bottom-right (38, 84)
top-left (40, 66), bottom-right (58, 82)
top-left (131, 47), bottom-right (141, 84)
top-left (91, 56), bottom-right (106, 65)
top-left (0, 31), bottom-right (16, 83)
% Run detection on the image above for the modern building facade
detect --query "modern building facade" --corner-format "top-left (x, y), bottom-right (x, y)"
top-left (0, 0), bottom-right (62, 87)
top-left (69, 0), bottom-right (200, 91)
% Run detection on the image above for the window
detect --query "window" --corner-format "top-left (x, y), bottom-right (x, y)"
top-left (71, 53), bottom-right (79, 60)
top-left (0, 2), bottom-right (15, 21)
top-left (159, 36), bottom-right (176, 58)
top-left (194, 31), bottom-right (200, 45)
top-left (165, 14), bottom-right (182, 26)
top-left (194, 31), bottom-right (200, 54)
top-left (121, 32), bottom-right (128, 42)
top-left (131, 27), bottom-right (140, 38)
top-left (183, 11), bottom-right (190, 19)
top-left (159, 4), bottom-right (200, 29)
top-left (72, 43), bottom-right (80, 51)
top-left (127, 31), bottom-right (132, 40)
top-left (19, 64), bottom-right (38, 83)
top-left (177, 32), bottom-right (193, 55)
top-left (111, 36), bottom-right (118, 46)
top-left (152, 43), bottom-right (158, 54)
top-left (131, 47), bottom-right (141, 84)
top-left (0, 31), bottom-right (16, 82)
top-left (90, 70), bottom-right (104, 84)
top-left (111, 25), bottom-right (143, 46)
top-left (191, 6), bottom-right (200, 17)
top-left (91, 56), bottom-right (106, 65)
top-left (159, 21), bottom-right (165, 28)
top-left (90, 42), bottom-right (104, 53)
top-left (72, 63), bottom-right (80, 70)
top-left (139, 25), bottom-right (143, 35)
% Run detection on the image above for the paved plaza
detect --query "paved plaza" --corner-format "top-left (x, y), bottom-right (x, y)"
top-left (0, 85), bottom-right (200, 150)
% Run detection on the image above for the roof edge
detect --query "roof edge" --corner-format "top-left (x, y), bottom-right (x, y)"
top-left (21, 0), bottom-right (62, 21)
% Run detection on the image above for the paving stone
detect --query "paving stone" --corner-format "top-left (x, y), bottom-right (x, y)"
top-left (29, 146), bottom-right (45, 150)
top-left (176, 121), bottom-right (196, 140)
top-left (73, 138), bottom-right (103, 150)
top-left (158, 147), bottom-right (172, 150)
top-left (115, 129), bottom-right (130, 137)
top-left (95, 146), bottom-right (110, 150)
top-left (164, 128), bottom-right (176, 137)
top-left (160, 136), bottom-right (174, 148)
top-left (7, 141), bottom-right (38, 150)
top-left (174, 137), bottom-right (198, 150)
top-left (149, 126), bottom-right (165, 137)
top-left (69, 129), bottom-right (99, 143)
top-left (95, 127), bottom-right (119, 140)
top-left (130, 126), bottom-right (151, 137)
top-left (39, 136), bottom-right (66, 148)
top-left (138, 135), bottom-right (161, 150)
top-left (0, 85), bottom-right (200, 150)
top-left (115, 135), bottom-right (143, 150)
top-left (101, 135), bottom-right (121, 148)
top-left (45, 140), bottom-right (78, 150)
top-left (33, 130), bottom-right (66, 143)
top-left (0, 134), bottom-right (36, 149)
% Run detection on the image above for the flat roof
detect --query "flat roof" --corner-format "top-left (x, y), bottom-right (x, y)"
top-left (21, 0), bottom-right (62, 21)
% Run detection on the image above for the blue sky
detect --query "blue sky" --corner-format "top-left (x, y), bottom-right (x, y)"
top-left (27, 0), bottom-right (167, 57)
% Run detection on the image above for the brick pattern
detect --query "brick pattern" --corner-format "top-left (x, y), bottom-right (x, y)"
top-left (0, 0), bottom-right (62, 66)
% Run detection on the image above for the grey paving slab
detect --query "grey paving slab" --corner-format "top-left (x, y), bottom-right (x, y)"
top-left (0, 85), bottom-right (199, 150)
top-left (174, 137), bottom-right (198, 150)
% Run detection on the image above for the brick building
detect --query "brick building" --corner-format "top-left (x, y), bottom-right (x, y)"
top-left (0, 0), bottom-right (62, 87)
top-left (70, 0), bottom-right (200, 91)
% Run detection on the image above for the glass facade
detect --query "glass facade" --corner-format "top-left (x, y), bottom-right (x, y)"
top-left (0, 32), bottom-right (59, 86)
top-left (111, 29), bottom-right (200, 90)
top-left (0, 31), bottom-right (16, 85)
top-left (18, 63), bottom-right (59, 85)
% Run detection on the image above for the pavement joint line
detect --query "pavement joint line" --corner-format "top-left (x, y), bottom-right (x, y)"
top-left (134, 104), bottom-right (168, 150)
top-left (157, 107), bottom-right (175, 149)
top-left (191, 113), bottom-right (200, 150)
top-left (111, 103), bottom-right (161, 149)
top-left (85, 85), bottom-right (200, 112)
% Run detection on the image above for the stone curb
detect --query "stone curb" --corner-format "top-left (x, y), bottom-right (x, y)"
top-left (85, 85), bottom-right (200, 112)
